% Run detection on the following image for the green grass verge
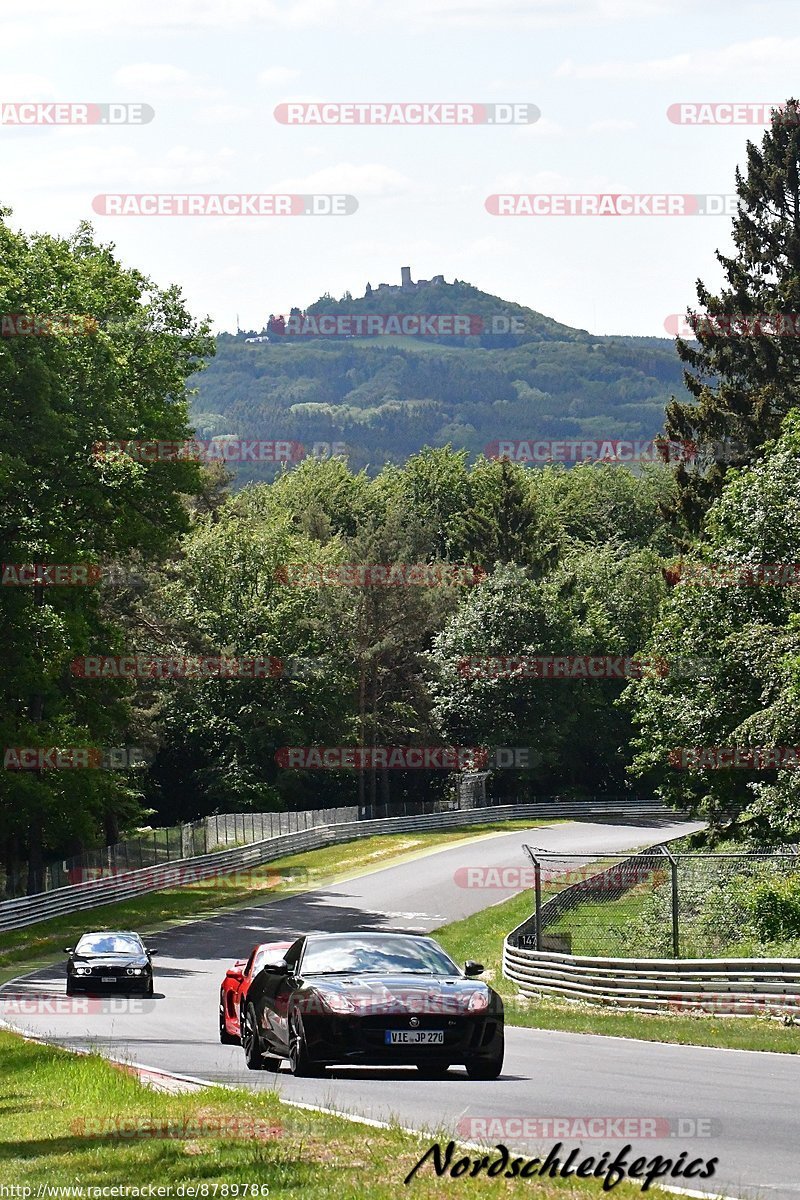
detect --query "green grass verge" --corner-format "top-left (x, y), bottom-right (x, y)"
top-left (434, 887), bottom-right (800, 1055)
top-left (0, 819), bottom-right (561, 985)
top-left (0, 1028), bottom-right (664, 1197)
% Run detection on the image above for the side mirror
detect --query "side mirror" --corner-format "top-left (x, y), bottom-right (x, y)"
top-left (64, 947), bottom-right (73, 954)
top-left (464, 961), bottom-right (484, 977)
top-left (260, 959), bottom-right (289, 974)
top-left (146, 948), bottom-right (158, 955)
top-left (225, 968), bottom-right (244, 981)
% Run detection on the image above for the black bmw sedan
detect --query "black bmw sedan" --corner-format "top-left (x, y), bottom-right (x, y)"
top-left (240, 931), bottom-right (504, 1079)
top-left (64, 930), bottom-right (156, 995)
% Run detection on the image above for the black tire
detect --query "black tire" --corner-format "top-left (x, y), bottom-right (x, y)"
top-left (288, 1015), bottom-right (323, 1077)
top-left (465, 1052), bottom-right (504, 1080)
top-left (241, 1003), bottom-right (265, 1070)
top-left (219, 1006), bottom-right (239, 1045)
top-left (145, 976), bottom-right (154, 997)
top-left (66, 979), bottom-right (76, 996)
top-left (416, 1063), bottom-right (451, 1078)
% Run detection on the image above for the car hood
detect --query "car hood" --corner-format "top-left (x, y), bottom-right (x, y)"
top-left (72, 954), bottom-right (148, 967)
top-left (302, 974), bottom-right (491, 1015)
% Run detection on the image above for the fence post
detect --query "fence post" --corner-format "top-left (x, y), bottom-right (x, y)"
top-left (534, 858), bottom-right (542, 950)
top-left (665, 848), bottom-right (679, 958)
top-left (522, 844), bottom-right (543, 950)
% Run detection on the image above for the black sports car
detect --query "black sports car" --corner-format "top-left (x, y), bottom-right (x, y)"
top-left (240, 931), bottom-right (504, 1079)
top-left (64, 930), bottom-right (156, 995)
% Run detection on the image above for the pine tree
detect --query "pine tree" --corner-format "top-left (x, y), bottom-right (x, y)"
top-left (665, 98), bottom-right (800, 532)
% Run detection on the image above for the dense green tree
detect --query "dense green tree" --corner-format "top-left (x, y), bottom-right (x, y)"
top-left (0, 212), bottom-right (213, 888)
top-left (625, 412), bottom-right (800, 837)
top-left (665, 98), bottom-right (800, 532)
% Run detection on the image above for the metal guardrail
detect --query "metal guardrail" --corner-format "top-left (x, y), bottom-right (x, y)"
top-left (0, 799), bottom-right (672, 932)
top-left (502, 943), bottom-right (800, 1014)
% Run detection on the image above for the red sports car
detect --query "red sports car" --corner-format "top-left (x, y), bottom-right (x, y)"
top-left (219, 941), bottom-right (293, 1044)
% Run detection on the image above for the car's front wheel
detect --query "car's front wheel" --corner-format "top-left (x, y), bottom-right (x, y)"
top-left (288, 1015), bottom-right (323, 1077)
top-left (66, 978), bottom-right (76, 996)
top-left (241, 1003), bottom-right (265, 1070)
top-left (465, 1050), bottom-right (504, 1080)
top-left (416, 1062), bottom-right (451, 1078)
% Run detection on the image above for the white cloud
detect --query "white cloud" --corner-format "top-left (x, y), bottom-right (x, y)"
top-left (587, 118), bottom-right (637, 131)
top-left (270, 162), bottom-right (412, 196)
top-left (3, 0), bottom-right (688, 40)
top-left (112, 64), bottom-right (224, 100)
top-left (555, 37), bottom-right (800, 81)
top-left (257, 67), bottom-right (300, 88)
top-left (0, 73), bottom-right (53, 97)
top-left (197, 104), bottom-right (255, 125)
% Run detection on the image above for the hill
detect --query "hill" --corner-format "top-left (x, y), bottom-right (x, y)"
top-left (190, 274), bottom-right (689, 483)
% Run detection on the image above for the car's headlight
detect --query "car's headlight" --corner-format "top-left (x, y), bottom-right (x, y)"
top-left (74, 966), bottom-right (89, 976)
top-left (467, 990), bottom-right (489, 1012)
top-left (317, 990), bottom-right (356, 1014)
top-left (126, 968), bottom-right (143, 976)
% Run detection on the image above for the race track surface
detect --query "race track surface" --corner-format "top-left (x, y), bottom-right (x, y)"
top-left (4, 817), bottom-right (794, 1200)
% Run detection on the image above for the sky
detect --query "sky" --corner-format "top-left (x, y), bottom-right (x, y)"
top-left (2, 0), bottom-right (797, 337)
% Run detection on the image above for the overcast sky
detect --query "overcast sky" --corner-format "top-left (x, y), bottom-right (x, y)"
top-left (2, 0), bottom-right (797, 337)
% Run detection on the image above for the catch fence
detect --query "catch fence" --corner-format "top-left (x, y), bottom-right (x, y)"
top-left (511, 844), bottom-right (800, 959)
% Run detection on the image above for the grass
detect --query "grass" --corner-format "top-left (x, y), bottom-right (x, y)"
top-left (0, 819), bottom-right (562, 985)
top-left (434, 887), bottom-right (800, 1055)
top-left (0, 1029), bottom-right (659, 1197)
top-left (546, 891), bottom-right (652, 955)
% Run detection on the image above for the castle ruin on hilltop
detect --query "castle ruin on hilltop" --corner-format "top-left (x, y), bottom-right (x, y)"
top-left (371, 267), bottom-right (446, 293)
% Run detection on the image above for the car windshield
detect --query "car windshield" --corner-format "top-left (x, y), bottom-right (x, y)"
top-left (300, 935), bottom-right (459, 977)
top-left (75, 933), bottom-right (143, 956)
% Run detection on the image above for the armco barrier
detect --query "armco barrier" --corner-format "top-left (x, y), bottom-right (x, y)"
top-left (0, 800), bottom-right (672, 932)
top-left (502, 942), bottom-right (800, 1014)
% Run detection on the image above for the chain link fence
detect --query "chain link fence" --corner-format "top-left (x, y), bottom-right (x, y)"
top-left (513, 845), bottom-right (800, 958)
top-left (2, 792), bottom-right (501, 897)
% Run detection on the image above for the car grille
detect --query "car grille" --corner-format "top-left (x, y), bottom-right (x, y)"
top-left (338, 1013), bottom-right (481, 1051)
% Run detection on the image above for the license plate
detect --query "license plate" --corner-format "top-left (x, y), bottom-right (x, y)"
top-left (385, 1030), bottom-right (444, 1045)
top-left (101, 976), bottom-right (116, 983)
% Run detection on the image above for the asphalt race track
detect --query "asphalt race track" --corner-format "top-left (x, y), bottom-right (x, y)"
top-left (3, 817), bottom-right (797, 1200)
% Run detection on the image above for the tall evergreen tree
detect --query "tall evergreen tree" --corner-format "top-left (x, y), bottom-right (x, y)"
top-left (665, 98), bottom-right (800, 532)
